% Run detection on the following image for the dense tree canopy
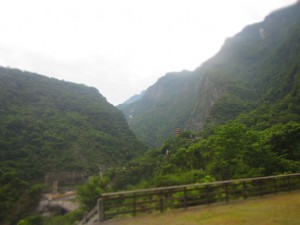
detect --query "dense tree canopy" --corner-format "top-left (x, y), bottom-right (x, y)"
top-left (105, 120), bottom-right (300, 192)
top-left (0, 67), bottom-right (145, 224)
top-left (2, 4), bottom-right (300, 225)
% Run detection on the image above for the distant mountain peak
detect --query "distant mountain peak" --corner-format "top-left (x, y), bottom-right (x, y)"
top-left (120, 90), bottom-right (145, 106)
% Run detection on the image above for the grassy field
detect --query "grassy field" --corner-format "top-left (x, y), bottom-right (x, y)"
top-left (103, 191), bottom-right (300, 225)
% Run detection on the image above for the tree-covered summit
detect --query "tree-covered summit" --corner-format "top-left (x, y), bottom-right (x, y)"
top-left (0, 66), bottom-right (145, 224)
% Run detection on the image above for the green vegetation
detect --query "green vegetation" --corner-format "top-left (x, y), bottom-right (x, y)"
top-left (115, 3), bottom-right (300, 194)
top-left (1, 3), bottom-right (300, 225)
top-left (17, 209), bottom-right (84, 225)
top-left (0, 67), bottom-right (144, 175)
top-left (0, 170), bottom-right (43, 225)
top-left (76, 176), bottom-right (111, 210)
top-left (119, 4), bottom-right (300, 147)
top-left (73, 118), bottom-right (299, 214)
top-left (0, 67), bottom-right (145, 225)
top-left (103, 120), bottom-right (300, 193)
top-left (118, 71), bottom-right (202, 147)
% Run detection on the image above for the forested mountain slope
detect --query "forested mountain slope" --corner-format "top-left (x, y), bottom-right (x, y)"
top-left (0, 67), bottom-right (145, 224)
top-left (0, 67), bottom-right (144, 176)
top-left (47, 4), bottom-right (300, 222)
top-left (118, 70), bottom-right (203, 147)
top-left (190, 3), bottom-right (300, 130)
top-left (119, 3), bottom-right (300, 147)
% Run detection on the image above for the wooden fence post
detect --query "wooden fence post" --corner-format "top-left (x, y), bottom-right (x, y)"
top-left (160, 191), bottom-right (164, 213)
top-left (225, 183), bottom-right (229, 203)
top-left (83, 212), bottom-right (87, 224)
top-left (259, 180), bottom-right (263, 197)
top-left (273, 177), bottom-right (277, 194)
top-left (91, 173), bottom-right (300, 222)
top-left (206, 185), bottom-right (210, 206)
top-left (243, 181), bottom-right (247, 199)
top-left (184, 187), bottom-right (187, 209)
top-left (97, 198), bottom-right (104, 222)
top-left (133, 193), bottom-right (137, 217)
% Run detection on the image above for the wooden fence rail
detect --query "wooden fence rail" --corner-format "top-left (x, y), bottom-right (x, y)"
top-left (80, 173), bottom-right (300, 224)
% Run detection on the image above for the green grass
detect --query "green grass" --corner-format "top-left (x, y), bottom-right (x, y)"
top-left (103, 191), bottom-right (300, 225)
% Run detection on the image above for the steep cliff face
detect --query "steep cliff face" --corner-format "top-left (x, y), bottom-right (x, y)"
top-left (119, 3), bottom-right (300, 147)
top-left (118, 70), bottom-right (203, 147)
top-left (188, 72), bottom-right (228, 130)
top-left (190, 3), bottom-right (300, 130)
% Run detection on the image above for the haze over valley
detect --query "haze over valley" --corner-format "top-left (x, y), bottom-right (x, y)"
top-left (1, 2), bottom-right (300, 225)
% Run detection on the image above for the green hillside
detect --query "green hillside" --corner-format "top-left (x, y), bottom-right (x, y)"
top-left (51, 4), bottom-right (300, 224)
top-left (118, 70), bottom-right (202, 147)
top-left (2, 3), bottom-right (300, 224)
top-left (119, 3), bottom-right (300, 147)
top-left (0, 67), bottom-right (145, 224)
top-left (191, 3), bottom-right (300, 129)
top-left (109, 3), bottom-right (300, 191)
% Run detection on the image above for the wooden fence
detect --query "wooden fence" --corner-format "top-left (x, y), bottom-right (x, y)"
top-left (79, 173), bottom-right (300, 224)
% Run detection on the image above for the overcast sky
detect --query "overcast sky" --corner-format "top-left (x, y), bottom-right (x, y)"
top-left (0, 0), bottom-right (296, 105)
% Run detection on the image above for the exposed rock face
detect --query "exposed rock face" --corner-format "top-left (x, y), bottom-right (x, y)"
top-left (119, 3), bottom-right (300, 147)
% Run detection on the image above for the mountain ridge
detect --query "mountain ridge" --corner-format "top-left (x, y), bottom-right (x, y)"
top-left (0, 66), bottom-right (147, 223)
top-left (0, 66), bottom-right (146, 177)
top-left (118, 3), bottom-right (300, 147)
